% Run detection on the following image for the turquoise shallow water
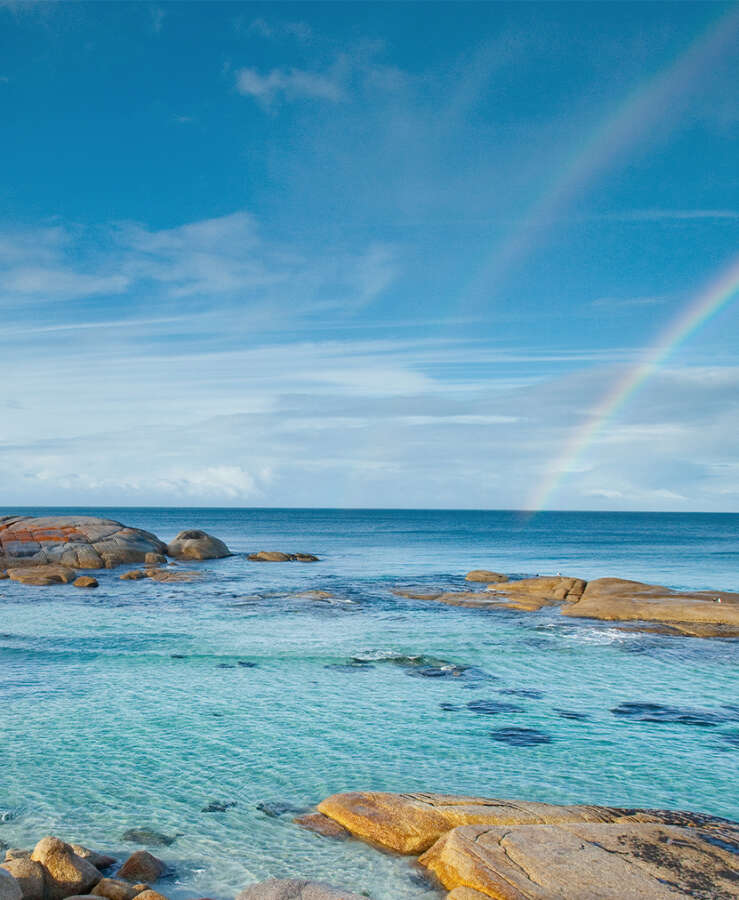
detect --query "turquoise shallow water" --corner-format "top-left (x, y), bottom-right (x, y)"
top-left (1, 508), bottom-right (738, 899)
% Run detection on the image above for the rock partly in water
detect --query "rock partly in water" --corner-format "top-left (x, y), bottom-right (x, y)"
top-left (293, 813), bottom-right (351, 841)
top-left (0, 517), bottom-right (167, 570)
top-left (562, 576), bottom-right (739, 636)
top-left (73, 577), bottom-right (99, 589)
top-left (166, 531), bottom-right (229, 561)
top-left (145, 568), bottom-right (203, 584)
top-left (30, 837), bottom-right (101, 900)
top-left (315, 791), bottom-right (734, 855)
top-left (235, 880), bottom-right (364, 899)
top-left (8, 566), bottom-right (77, 586)
top-left (2, 855), bottom-right (28, 864)
top-left (0, 871), bottom-right (22, 900)
top-left (116, 852), bottom-right (166, 884)
top-left (129, 891), bottom-right (168, 900)
top-left (419, 821), bottom-right (739, 899)
top-left (0, 858), bottom-right (45, 900)
top-left (248, 552), bottom-right (319, 563)
top-left (465, 570), bottom-right (508, 583)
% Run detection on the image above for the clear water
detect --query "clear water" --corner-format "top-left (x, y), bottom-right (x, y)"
top-left (1, 508), bottom-right (738, 900)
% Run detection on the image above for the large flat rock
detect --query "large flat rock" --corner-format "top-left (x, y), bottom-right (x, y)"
top-left (401, 573), bottom-right (739, 636)
top-left (419, 821), bottom-right (739, 899)
top-left (0, 516), bottom-right (167, 570)
top-left (562, 577), bottom-right (739, 634)
top-left (315, 792), bottom-right (726, 855)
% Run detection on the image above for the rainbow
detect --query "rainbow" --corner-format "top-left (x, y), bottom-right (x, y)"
top-left (464, 4), bottom-right (739, 301)
top-left (527, 252), bottom-right (739, 512)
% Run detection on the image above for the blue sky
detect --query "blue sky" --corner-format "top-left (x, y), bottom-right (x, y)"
top-left (1, 1), bottom-right (738, 510)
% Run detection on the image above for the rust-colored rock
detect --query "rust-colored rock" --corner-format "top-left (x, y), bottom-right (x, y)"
top-left (8, 565), bottom-right (77, 586)
top-left (30, 837), bottom-right (100, 900)
top-left (0, 517), bottom-right (167, 570)
top-left (465, 571), bottom-right (508, 583)
top-left (116, 853), bottom-right (165, 884)
top-left (130, 892), bottom-right (168, 900)
top-left (293, 813), bottom-right (351, 841)
top-left (419, 821), bottom-right (739, 899)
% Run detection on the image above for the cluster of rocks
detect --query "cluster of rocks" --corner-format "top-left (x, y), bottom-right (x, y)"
top-left (0, 838), bottom-right (361, 900)
top-left (395, 569), bottom-right (739, 638)
top-left (0, 518), bottom-right (231, 587)
top-left (297, 790), bottom-right (739, 898)
top-left (0, 838), bottom-right (170, 900)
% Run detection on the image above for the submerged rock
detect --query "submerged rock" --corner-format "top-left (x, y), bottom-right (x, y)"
top-left (235, 880), bottom-right (364, 900)
top-left (201, 801), bottom-right (236, 813)
top-left (119, 830), bottom-right (174, 849)
top-left (256, 801), bottom-right (308, 818)
top-left (166, 531), bottom-right (229, 561)
top-left (293, 813), bottom-right (350, 841)
top-left (30, 837), bottom-right (100, 900)
top-left (0, 516), bottom-right (167, 570)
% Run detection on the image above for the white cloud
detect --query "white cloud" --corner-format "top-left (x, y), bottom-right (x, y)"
top-left (235, 67), bottom-right (343, 104)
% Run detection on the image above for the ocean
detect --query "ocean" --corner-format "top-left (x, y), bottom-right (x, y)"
top-left (1, 508), bottom-right (738, 899)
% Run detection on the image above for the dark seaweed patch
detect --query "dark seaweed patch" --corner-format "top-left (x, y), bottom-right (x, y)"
top-left (611, 702), bottom-right (726, 727)
top-left (554, 708), bottom-right (590, 721)
top-left (490, 727), bottom-right (552, 746)
top-left (499, 688), bottom-right (544, 699)
top-left (468, 699), bottom-right (524, 715)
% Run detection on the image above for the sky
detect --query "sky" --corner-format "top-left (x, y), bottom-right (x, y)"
top-left (1, 1), bottom-right (738, 511)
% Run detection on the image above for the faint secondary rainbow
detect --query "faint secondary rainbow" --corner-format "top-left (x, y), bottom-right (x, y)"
top-left (464, 4), bottom-right (739, 303)
top-left (527, 253), bottom-right (739, 512)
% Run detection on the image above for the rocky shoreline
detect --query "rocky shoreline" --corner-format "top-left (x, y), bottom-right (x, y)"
top-left (3, 792), bottom-right (737, 899)
top-left (2, 515), bottom-right (738, 638)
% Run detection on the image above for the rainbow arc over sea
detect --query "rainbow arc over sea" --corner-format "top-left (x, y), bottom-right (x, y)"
top-left (527, 253), bottom-right (739, 512)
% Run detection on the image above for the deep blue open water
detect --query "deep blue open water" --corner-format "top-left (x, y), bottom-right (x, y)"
top-left (1, 508), bottom-right (738, 899)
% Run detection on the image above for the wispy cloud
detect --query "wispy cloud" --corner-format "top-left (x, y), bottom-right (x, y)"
top-left (235, 67), bottom-right (343, 104)
top-left (246, 17), bottom-right (312, 42)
